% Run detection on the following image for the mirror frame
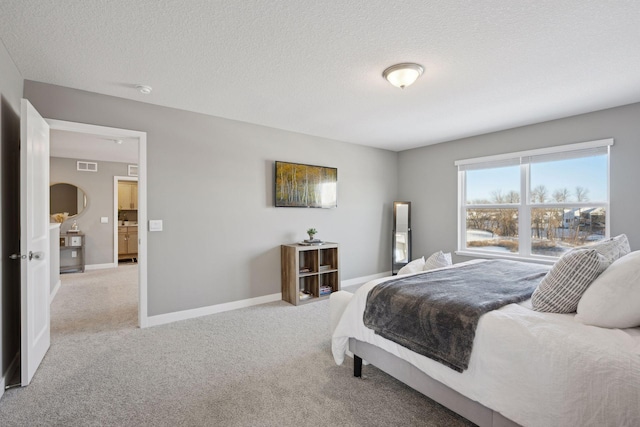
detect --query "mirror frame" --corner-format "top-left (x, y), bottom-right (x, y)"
top-left (50, 182), bottom-right (88, 221)
top-left (392, 201), bottom-right (412, 275)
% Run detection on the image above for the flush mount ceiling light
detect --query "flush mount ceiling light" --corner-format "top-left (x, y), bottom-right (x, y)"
top-left (382, 63), bottom-right (424, 89)
top-left (135, 84), bottom-right (152, 94)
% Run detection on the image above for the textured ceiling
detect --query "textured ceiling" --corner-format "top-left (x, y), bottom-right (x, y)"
top-left (50, 130), bottom-right (138, 164)
top-left (2, 1), bottom-right (640, 151)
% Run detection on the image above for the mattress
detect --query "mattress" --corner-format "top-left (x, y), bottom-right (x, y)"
top-left (332, 261), bottom-right (640, 427)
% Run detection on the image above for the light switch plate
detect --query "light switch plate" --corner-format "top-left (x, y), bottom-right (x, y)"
top-left (101, 217), bottom-right (109, 223)
top-left (149, 220), bottom-right (163, 232)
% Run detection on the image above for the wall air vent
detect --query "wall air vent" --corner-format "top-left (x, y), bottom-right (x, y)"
top-left (77, 161), bottom-right (98, 172)
top-left (128, 164), bottom-right (138, 177)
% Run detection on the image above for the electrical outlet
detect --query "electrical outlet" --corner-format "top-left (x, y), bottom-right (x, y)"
top-left (71, 251), bottom-right (77, 258)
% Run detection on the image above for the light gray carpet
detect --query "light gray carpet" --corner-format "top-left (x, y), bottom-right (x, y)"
top-left (0, 266), bottom-right (474, 426)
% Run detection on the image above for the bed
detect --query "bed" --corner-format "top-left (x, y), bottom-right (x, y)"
top-left (331, 259), bottom-right (640, 427)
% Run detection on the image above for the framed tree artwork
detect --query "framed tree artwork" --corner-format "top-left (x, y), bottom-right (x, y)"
top-left (275, 161), bottom-right (337, 208)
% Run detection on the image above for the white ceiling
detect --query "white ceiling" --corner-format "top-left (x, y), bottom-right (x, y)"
top-left (50, 129), bottom-right (138, 164)
top-left (2, 1), bottom-right (640, 152)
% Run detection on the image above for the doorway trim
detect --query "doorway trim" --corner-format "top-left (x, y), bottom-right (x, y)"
top-left (45, 119), bottom-right (149, 328)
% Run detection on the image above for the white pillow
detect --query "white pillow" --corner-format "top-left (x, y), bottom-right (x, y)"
top-left (576, 251), bottom-right (640, 328)
top-left (531, 249), bottom-right (603, 313)
top-left (583, 234), bottom-right (631, 269)
top-left (423, 251), bottom-right (452, 271)
top-left (397, 256), bottom-right (425, 275)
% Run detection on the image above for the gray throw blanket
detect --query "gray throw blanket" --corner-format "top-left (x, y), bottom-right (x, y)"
top-left (363, 260), bottom-right (550, 372)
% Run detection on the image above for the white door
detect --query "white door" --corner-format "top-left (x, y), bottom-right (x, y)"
top-left (19, 99), bottom-right (50, 386)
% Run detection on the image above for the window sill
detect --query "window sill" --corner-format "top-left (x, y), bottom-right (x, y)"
top-left (455, 250), bottom-right (556, 266)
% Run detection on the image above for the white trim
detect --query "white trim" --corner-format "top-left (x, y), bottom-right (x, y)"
top-left (144, 271), bottom-right (391, 328)
top-left (454, 138), bottom-right (613, 167)
top-left (458, 169), bottom-right (465, 253)
top-left (46, 119), bottom-right (148, 329)
top-left (519, 161), bottom-right (530, 257)
top-left (606, 145), bottom-right (611, 237)
top-left (341, 271), bottom-right (391, 288)
top-left (455, 250), bottom-right (556, 265)
top-left (49, 279), bottom-right (61, 303)
top-left (84, 263), bottom-right (116, 271)
top-left (146, 293), bottom-right (283, 328)
top-left (0, 353), bottom-right (20, 399)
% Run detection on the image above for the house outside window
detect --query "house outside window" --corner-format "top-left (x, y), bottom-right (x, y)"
top-left (455, 139), bottom-right (612, 262)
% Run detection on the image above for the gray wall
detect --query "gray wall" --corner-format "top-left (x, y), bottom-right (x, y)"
top-left (25, 81), bottom-right (398, 316)
top-left (398, 102), bottom-right (640, 262)
top-left (50, 157), bottom-right (132, 266)
top-left (0, 41), bottom-right (23, 383)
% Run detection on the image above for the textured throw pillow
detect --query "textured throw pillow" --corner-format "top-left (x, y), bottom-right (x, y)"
top-left (583, 234), bottom-right (631, 269)
top-left (576, 251), bottom-right (640, 328)
top-left (397, 256), bottom-right (425, 275)
top-left (423, 251), bottom-right (452, 271)
top-left (531, 249), bottom-right (603, 313)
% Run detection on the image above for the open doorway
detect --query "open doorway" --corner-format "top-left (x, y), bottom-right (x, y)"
top-left (114, 176), bottom-right (138, 265)
top-left (46, 119), bottom-right (148, 328)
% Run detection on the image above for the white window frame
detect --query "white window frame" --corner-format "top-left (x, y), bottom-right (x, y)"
top-left (455, 138), bottom-right (613, 263)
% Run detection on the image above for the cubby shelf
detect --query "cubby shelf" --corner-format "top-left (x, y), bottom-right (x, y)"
top-left (281, 242), bottom-right (340, 305)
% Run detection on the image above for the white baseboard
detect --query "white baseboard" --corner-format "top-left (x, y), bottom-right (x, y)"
top-left (143, 272), bottom-right (392, 328)
top-left (49, 279), bottom-right (61, 303)
top-left (145, 292), bottom-right (283, 328)
top-left (1, 353), bottom-right (20, 399)
top-left (341, 271), bottom-right (391, 288)
top-left (85, 263), bottom-right (116, 271)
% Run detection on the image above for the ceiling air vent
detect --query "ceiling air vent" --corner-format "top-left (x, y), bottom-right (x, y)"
top-left (77, 161), bottom-right (98, 172)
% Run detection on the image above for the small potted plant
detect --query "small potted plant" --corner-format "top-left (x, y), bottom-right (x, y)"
top-left (306, 228), bottom-right (318, 241)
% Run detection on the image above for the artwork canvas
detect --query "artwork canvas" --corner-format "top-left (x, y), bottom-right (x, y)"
top-left (275, 161), bottom-right (337, 208)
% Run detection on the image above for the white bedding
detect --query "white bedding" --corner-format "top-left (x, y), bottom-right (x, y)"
top-left (332, 260), bottom-right (640, 427)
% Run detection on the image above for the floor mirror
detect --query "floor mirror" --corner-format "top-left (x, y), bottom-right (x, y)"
top-left (392, 201), bottom-right (411, 275)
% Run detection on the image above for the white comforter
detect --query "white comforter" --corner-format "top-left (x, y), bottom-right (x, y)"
top-left (332, 261), bottom-right (640, 427)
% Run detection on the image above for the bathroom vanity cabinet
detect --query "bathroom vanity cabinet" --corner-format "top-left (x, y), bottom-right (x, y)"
top-left (118, 225), bottom-right (138, 261)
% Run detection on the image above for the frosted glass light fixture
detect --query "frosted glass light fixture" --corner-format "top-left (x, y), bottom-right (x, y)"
top-left (382, 63), bottom-right (424, 89)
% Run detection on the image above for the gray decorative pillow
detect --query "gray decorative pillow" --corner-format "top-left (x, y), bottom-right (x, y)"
top-left (531, 249), bottom-right (604, 313)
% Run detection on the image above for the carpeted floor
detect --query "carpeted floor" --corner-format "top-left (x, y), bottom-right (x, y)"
top-left (0, 266), bottom-right (474, 426)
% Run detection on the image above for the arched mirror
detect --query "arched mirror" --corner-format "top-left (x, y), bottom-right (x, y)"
top-left (50, 183), bottom-right (87, 222)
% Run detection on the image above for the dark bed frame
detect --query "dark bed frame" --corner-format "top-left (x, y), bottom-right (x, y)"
top-left (349, 338), bottom-right (520, 427)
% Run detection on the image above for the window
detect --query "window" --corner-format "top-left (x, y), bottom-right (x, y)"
top-left (456, 139), bottom-right (612, 261)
